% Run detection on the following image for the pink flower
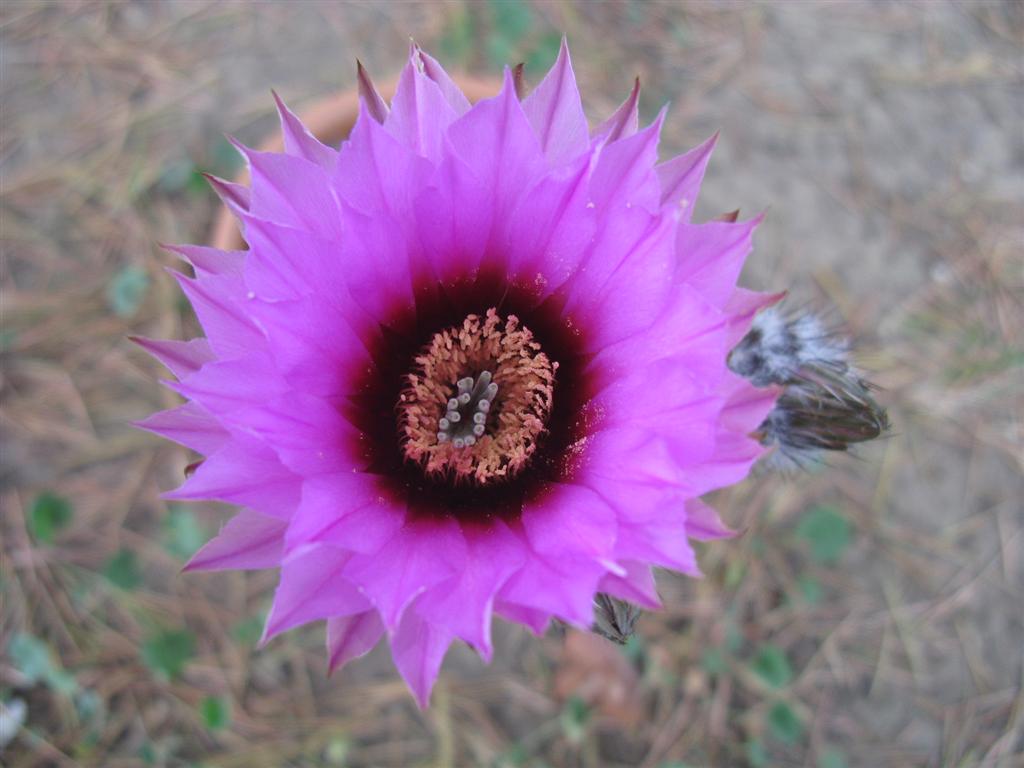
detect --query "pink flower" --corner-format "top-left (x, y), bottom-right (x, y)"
top-left (137, 41), bottom-right (777, 707)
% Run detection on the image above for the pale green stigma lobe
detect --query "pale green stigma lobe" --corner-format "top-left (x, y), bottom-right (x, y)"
top-left (437, 371), bottom-right (498, 448)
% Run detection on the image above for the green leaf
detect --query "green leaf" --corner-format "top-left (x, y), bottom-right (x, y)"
top-left (324, 736), bottom-right (351, 765)
top-left (797, 574), bottom-right (823, 605)
top-left (745, 739), bottom-right (768, 767)
top-left (142, 629), bottom-right (195, 680)
top-left (163, 507), bottom-right (207, 561)
top-left (231, 616), bottom-right (264, 646)
top-left (767, 701), bottom-right (804, 745)
top-left (103, 548), bottom-right (142, 590)
top-left (200, 696), bottom-right (230, 731)
top-left (8, 633), bottom-right (79, 695)
top-left (818, 747), bottom-right (848, 768)
top-left (701, 647), bottom-right (726, 677)
top-left (156, 158), bottom-right (199, 194)
top-left (560, 696), bottom-right (590, 745)
top-left (107, 265), bottom-right (150, 318)
top-left (724, 559), bottom-right (746, 588)
top-left (74, 689), bottom-right (102, 721)
top-left (796, 505), bottom-right (852, 564)
top-left (9, 633), bottom-right (53, 684)
top-left (751, 644), bottom-right (792, 688)
top-left (488, 0), bottom-right (533, 41)
top-left (28, 492), bottom-right (73, 544)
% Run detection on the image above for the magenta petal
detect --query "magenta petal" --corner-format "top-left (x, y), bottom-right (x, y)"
top-left (262, 544), bottom-right (369, 643)
top-left (246, 296), bottom-right (371, 398)
top-left (522, 38), bottom-right (589, 166)
top-left (521, 483), bottom-right (616, 559)
top-left (416, 47), bottom-right (471, 115)
top-left (385, 51), bottom-right (460, 162)
top-left (415, 520), bottom-right (526, 661)
top-left (588, 108), bottom-right (665, 212)
top-left (598, 561), bottom-right (662, 610)
top-left (333, 106), bottom-right (435, 217)
top-left (272, 90), bottom-right (338, 170)
top-left (231, 393), bottom-right (360, 477)
top-left (583, 474), bottom-right (701, 573)
top-left (504, 152), bottom-right (596, 297)
top-left (135, 401), bottom-right (226, 454)
top-left (204, 173), bottom-right (250, 218)
top-left (164, 434), bottom-right (300, 519)
top-left (287, 473), bottom-right (405, 553)
top-left (685, 499), bottom-right (736, 541)
top-left (132, 337), bottom-right (214, 380)
top-left (593, 77), bottom-right (640, 144)
top-left (656, 133), bottom-right (718, 220)
top-left (443, 69), bottom-right (546, 253)
top-left (233, 141), bottom-right (343, 242)
top-left (391, 606), bottom-right (453, 709)
top-left (184, 509), bottom-right (286, 572)
top-left (499, 550), bottom-right (606, 628)
top-left (174, 356), bottom-right (288, 416)
top-left (413, 152), bottom-right (494, 282)
top-left (164, 243), bottom-right (244, 278)
top-left (345, 517), bottom-right (467, 629)
top-left (675, 215), bottom-right (763, 307)
top-left (171, 271), bottom-right (263, 358)
top-left (492, 600), bottom-right (551, 635)
top-left (578, 213), bottom-right (677, 350)
top-left (327, 610), bottom-right (385, 674)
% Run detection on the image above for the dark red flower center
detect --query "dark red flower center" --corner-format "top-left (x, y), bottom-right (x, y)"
top-left (344, 265), bottom-right (600, 521)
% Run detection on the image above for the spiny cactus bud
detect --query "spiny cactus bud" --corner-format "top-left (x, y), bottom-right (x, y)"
top-left (730, 305), bottom-right (889, 470)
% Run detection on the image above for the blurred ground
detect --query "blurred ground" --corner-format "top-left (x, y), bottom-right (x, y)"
top-left (1, 1), bottom-right (1022, 767)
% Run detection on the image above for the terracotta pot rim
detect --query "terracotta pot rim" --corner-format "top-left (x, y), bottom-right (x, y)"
top-left (209, 74), bottom-right (503, 252)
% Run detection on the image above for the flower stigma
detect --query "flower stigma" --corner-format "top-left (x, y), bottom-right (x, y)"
top-left (399, 309), bottom-right (556, 486)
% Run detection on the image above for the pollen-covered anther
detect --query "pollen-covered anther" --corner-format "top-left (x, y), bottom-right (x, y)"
top-left (399, 309), bottom-right (556, 485)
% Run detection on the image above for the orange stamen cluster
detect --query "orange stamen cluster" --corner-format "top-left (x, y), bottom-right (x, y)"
top-left (399, 309), bottom-right (556, 485)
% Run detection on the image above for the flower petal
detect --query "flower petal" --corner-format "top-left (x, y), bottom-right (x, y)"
top-left (498, 547), bottom-right (607, 628)
top-left (184, 509), bottom-right (286, 572)
top-left (521, 38), bottom-right (589, 166)
top-left (598, 560), bottom-right (662, 610)
top-left (273, 90), bottom-right (338, 170)
top-left (593, 77), bottom-right (640, 144)
top-left (415, 520), bottom-right (526, 661)
top-left (675, 215), bottom-right (763, 307)
top-left (416, 47), bottom-right (471, 116)
top-left (521, 482), bottom-right (616, 560)
top-left (171, 271), bottom-right (263, 358)
top-left (132, 336), bottom-right (214, 380)
top-left (262, 544), bottom-right (369, 643)
top-left (134, 401), bottom-right (227, 454)
top-left (391, 606), bottom-right (453, 709)
top-left (232, 140), bottom-right (343, 242)
top-left (164, 243), bottom-right (244, 278)
top-left (656, 133), bottom-right (717, 220)
top-left (385, 48), bottom-right (460, 162)
top-left (344, 517), bottom-right (467, 629)
top-left (286, 473), bottom-right (405, 554)
top-left (684, 499), bottom-right (735, 541)
top-left (164, 433), bottom-right (300, 519)
top-left (327, 610), bottom-right (385, 674)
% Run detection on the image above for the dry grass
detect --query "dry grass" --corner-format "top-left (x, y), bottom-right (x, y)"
top-left (2, 1), bottom-right (1022, 766)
